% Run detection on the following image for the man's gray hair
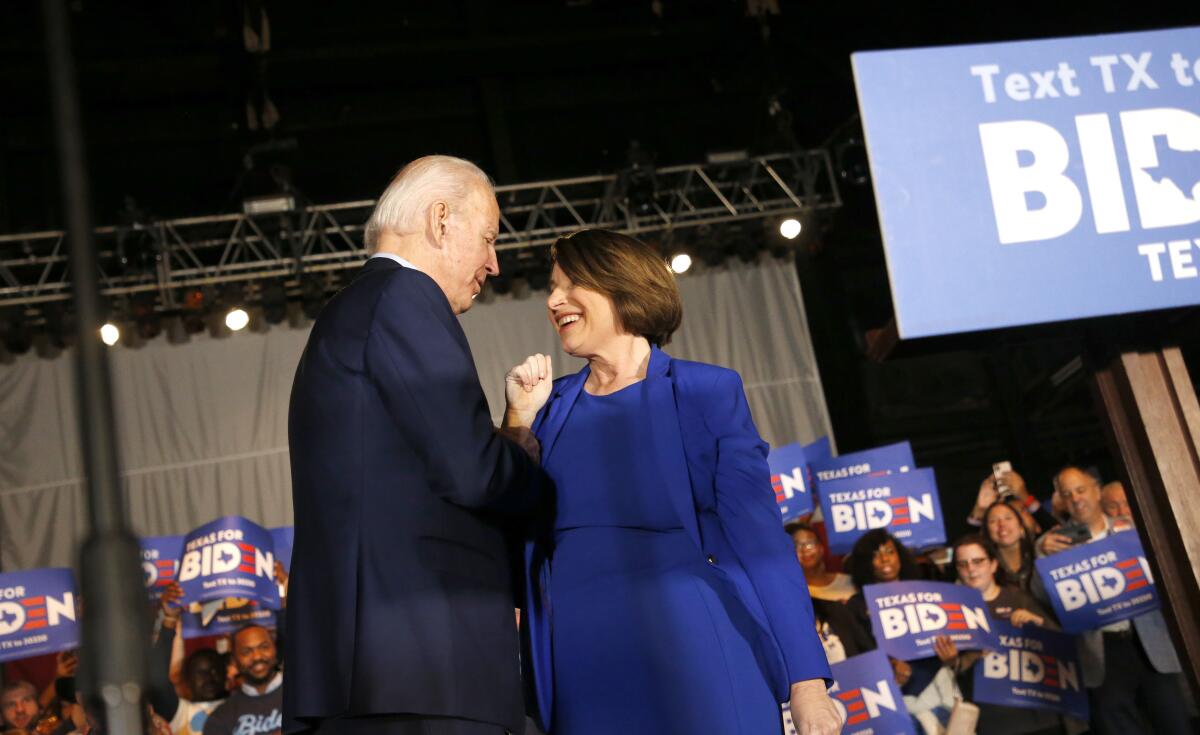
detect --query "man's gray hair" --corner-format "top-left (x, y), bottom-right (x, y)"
top-left (364, 155), bottom-right (494, 252)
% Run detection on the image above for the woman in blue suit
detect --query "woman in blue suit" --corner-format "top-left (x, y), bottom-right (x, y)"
top-left (503, 230), bottom-right (840, 735)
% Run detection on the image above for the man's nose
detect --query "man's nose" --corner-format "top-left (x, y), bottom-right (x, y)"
top-left (485, 246), bottom-right (499, 276)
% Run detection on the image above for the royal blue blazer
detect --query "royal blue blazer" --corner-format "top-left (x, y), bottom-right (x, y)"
top-left (521, 346), bottom-right (831, 728)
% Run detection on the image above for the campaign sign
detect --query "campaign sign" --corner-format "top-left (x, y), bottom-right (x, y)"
top-left (974, 620), bottom-right (1088, 720)
top-left (0, 568), bottom-right (80, 663)
top-left (1035, 530), bottom-right (1159, 633)
top-left (809, 440), bottom-right (914, 488)
top-left (768, 437), bottom-right (831, 521)
top-left (828, 650), bottom-right (914, 735)
top-left (179, 516), bottom-right (279, 608)
top-left (270, 526), bottom-right (294, 572)
top-left (180, 603), bottom-right (275, 640)
top-left (818, 468), bottom-right (945, 554)
top-left (865, 581), bottom-right (999, 661)
top-left (140, 535), bottom-right (184, 601)
top-left (853, 27), bottom-right (1200, 338)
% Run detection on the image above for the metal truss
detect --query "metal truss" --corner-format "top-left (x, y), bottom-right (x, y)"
top-left (0, 150), bottom-right (840, 309)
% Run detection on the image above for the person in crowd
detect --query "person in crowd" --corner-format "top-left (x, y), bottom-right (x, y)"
top-left (844, 530), bottom-right (923, 689)
top-left (0, 680), bottom-right (72, 735)
top-left (982, 501), bottom-right (1039, 594)
top-left (1100, 481), bottom-right (1132, 521)
top-left (148, 583), bottom-right (228, 735)
top-left (934, 535), bottom-right (1060, 735)
top-left (844, 530), bottom-right (959, 733)
top-left (967, 469), bottom-right (1055, 536)
top-left (203, 625), bottom-right (282, 735)
top-left (786, 521), bottom-right (856, 602)
top-left (2, 682), bottom-right (41, 734)
top-left (285, 156), bottom-right (544, 735)
top-left (504, 229), bottom-right (840, 734)
top-left (1037, 466), bottom-right (1190, 735)
top-left (811, 598), bottom-right (874, 665)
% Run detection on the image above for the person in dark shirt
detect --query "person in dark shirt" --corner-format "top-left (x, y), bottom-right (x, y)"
top-left (203, 625), bottom-right (282, 735)
top-left (937, 534), bottom-right (1060, 735)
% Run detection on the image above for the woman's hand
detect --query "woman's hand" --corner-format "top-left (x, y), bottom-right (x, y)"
top-left (504, 353), bottom-right (553, 427)
top-left (970, 476), bottom-right (998, 522)
top-left (1009, 608), bottom-right (1045, 628)
top-left (933, 635), bottom-right (959, 666)
top-left (889, 657), bottom-right (912, 686)
top-left (788, 679), bottom-right (843, 735)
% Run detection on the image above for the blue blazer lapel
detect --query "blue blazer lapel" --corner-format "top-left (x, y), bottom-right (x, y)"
top-left (643, 347), bottom-right (703, 549)
top-left (534, 367), bottom-right (589, 465)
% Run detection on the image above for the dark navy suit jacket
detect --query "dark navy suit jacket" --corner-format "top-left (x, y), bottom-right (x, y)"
top-left (283, 257), bottom-right (539, 734)
top-left (522, 347), bottom-right (831, 728)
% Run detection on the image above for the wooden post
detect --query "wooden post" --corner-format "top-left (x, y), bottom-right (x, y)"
top-left (1091, 345), bottom-right (1200, 696)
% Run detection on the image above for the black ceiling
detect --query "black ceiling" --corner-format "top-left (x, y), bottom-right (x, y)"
top-left (3, 1), bottom-right (1197, 232)
top-left (3, 1), bottom-right (1198, 518)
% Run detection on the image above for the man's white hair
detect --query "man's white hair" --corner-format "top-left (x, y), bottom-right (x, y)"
top-left (364, 155), bottom-right (494, 252)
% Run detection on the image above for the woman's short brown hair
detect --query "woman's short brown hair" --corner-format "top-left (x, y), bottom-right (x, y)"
top-left (550, 229), bottom-right (683, 347)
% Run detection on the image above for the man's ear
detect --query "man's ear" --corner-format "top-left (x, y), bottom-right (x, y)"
top-left (428, 200), bottom-right (451, 249)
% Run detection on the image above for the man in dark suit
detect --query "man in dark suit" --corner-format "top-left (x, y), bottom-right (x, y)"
top-left (283, 155), bottom-right (542, 735)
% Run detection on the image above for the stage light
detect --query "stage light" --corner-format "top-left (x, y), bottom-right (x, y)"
top-left (779, 218), bottom-right (802, 240)
top-left (669, 253), bottom-right (693, 274)
top-left (225, 308), bottom-right (250, 331)
top-left (100, 323), bottom-right (120, 346)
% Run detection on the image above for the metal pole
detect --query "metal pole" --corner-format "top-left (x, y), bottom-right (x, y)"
top-left (41, 1), bottom-right (150, 732)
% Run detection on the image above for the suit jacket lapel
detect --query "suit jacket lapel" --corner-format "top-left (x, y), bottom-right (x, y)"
top-left (534, 366), bottom-right (589, 466)
top-left (643, 348), bottom-right (703, 548)
top-left (535, 349), bottom-right (702, 548)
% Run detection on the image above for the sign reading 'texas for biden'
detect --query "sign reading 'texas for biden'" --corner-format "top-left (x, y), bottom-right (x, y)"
top-left (1035, 529), bottom-right (1159, 633)
top-left (853, 27), bottom-right (1200, 338)
top-left (818, 467), bottom-right (945, 554)
top-left (179, 516), bottom-right (279, 608)
top-left (768, 436), bottom-right (831, 521)
top-left (974, 620), bottom-right (1089, 720)
top-left (865, 581), bottom-right (999, 661)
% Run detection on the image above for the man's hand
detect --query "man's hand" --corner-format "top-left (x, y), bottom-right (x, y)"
top-left (55, 650), bottom-right (80, 678)
top-left (1000, 470), bottom-right (1030, 502)
top-left (788, 679), bottom-right (843, 735)
top-left (498, 425), bottom-right (541, 463)
top-left (160, 582), bottom-right (184, 630)
top-left (504, 354), bottom-right (553, 428)
top-left (1039, 531), bottom-right (1073, 556)
top-left (274, 560), bottom-right (290, 606)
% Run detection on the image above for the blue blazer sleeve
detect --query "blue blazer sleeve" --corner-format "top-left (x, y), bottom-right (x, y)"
top-left (701, 369), bottom-right (832, 687)
top-left (365, 273), bottom-right (538, 514)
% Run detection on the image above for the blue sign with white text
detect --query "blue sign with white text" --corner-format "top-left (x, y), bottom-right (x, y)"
top-left (818, 468), bottom-right (945, 554)
top-left (768, 437), bottom-right (831, 520)
top-left (808, 441), bottom-right (914, 487)
top-left (1035, 529), bottom-right (1159, 633)
top-left (179, 516), bottom-right (279, 608)
top-left (181, 603), bottom-right (276, 640)
top-left (140, 535), bottom-right (184, 601)
top-left (0, 568), bottom-right (80, 663)
top-left (865, 581), bottom-right (999, 661)
top-left (974, 621), bottom-right (1089, 720)
top-left (829, 650), bottom-right (914, 735)
top-left (853, 27), bottom-right (1200, 337)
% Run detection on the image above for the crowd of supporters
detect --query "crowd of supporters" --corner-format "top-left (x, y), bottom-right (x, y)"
top-left (1, 566), bottom-right (287, 735)
top-left (2, 465), bottom-right (1197, 735)
top-left (787, 464), bottom-right (1196, 735)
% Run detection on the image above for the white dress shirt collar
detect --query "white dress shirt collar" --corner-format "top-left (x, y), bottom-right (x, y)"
top-left (370, 252), bottom-right (420, 271)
